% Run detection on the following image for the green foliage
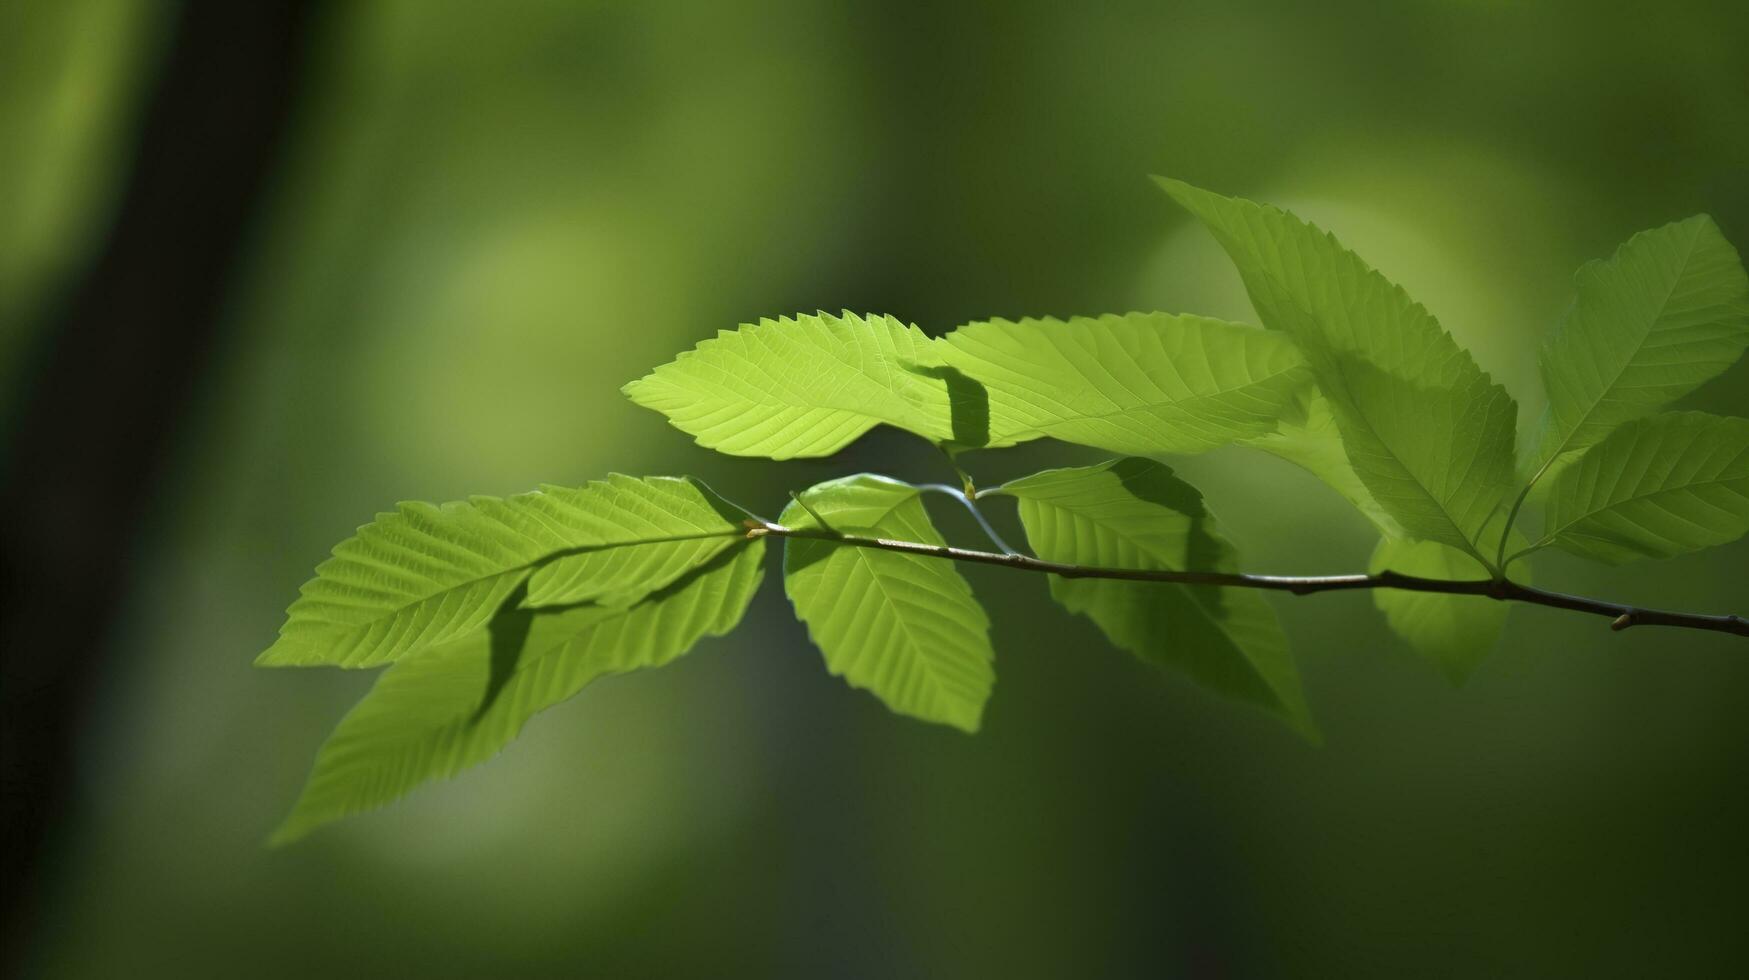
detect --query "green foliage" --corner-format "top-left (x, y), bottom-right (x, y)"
top-left (261, 176), bottom-right (1749, 842)
top-left (258, 475), bottom-right (746, 669)
top-left (781, 476), bottom-right (995, 732)
top-left (272, 541), bottom-right (764, 843)
top-left (937, 312), bottom-right (1310, 455)
top-left (1157, 178), bottom-right (1518, 563)
top-left (991, 458), bottom-right (1311, 734)
top-left (1535, 411), bottom-right (1749, 563)
top-left (1369, 517), bottom-right (1532, 683)
top-left (623, 311), bottom-right (967, 457)
top-left (1532, 216), bottom-right (1749, 474)
top-left (1245, 386), bottom-right (1403, 537)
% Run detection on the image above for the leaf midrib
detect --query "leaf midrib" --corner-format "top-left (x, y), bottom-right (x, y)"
top-left (1243, 253), bottom-right (1494, 555)
top-left (844, 543), bottom-right (975, 711)
top-left (296, 530), bottom-right (741, 636)
top-left (1539, 223), bottom-right (1703, 467)
top-left (1030, 497), bottom-right (1282, 709)
top-left (1543, 468), bottom-right (1749, 544)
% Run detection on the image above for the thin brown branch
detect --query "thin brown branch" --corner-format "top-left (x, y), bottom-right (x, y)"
top-left (749, 523), bottom-right (1749, 639)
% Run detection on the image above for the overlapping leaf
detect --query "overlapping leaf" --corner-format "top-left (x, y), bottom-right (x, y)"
top-left (992, 457), bottom-right (1311, 734)
top-left (272, 540), bottom-right (765, 844)
top-left (624, 311), bottom-right (975, 458)
top-left (1532, 216), bottom-right (1749, 474)
top-left (1537, 411), bottom-right (1749, 563)
top-left (1245, 386), bottom-right (1403, 537)
top-left (1369, 515), bottom-right (1530, 682)
top-left (1157, 178), bottom-right (1516, 561)
top-left (781, 475), bottom-right (994, 732)
top-left (937, 312), bottom-right (1310, 455)
top-left (259, 475), bottom-right (746, 668)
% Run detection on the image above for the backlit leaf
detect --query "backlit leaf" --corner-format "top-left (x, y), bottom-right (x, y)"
top-left (1157, 177), bottom-right (1516, 562)
top-left (1538, 411), bottom-right (1749, 564)
top-left (623, 311), bottom-right (977, 458)
top-left (993, 457), bottom-right (1312, 735)
top-left (937, 312), bottom-right (1310, 455)
top-left (1245, 385), bottom-right (1403, 537)
top-left (258, 475), bottom-right (745, 668)
top-left (271, 540), bottom-right (764, 844)
top-left (1369, 515), bottom-right (1530, 682)
top-left (781, 475), bottom-right (995, 732)
top-left (1532, 216), bottom-right (1749, 474)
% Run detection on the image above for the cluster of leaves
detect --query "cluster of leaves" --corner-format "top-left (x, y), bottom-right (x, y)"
top-left (261, 179), bottom-right (1749, 842)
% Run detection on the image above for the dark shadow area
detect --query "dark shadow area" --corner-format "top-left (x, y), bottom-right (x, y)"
top-left (475, 581), bottom-right (535, 724)
top-left (1109, 456), bottom-right (1224, 590)
top-left (907, 362), bottom-right (991, 449)
top-left (473, 544), bottom-right (753, 723)
top-left (0, 3), bottom-right (328, 973)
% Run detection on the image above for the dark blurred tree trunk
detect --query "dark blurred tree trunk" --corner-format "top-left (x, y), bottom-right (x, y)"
top-left (0, 2), bottom-right (326, 971)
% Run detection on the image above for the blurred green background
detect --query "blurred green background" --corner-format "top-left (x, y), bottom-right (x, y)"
top-left (6, 0), bottom-right (1749, 976)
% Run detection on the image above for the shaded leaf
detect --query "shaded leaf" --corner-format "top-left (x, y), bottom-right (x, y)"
top-left (1245, 385), bottom-right (1403, 537)
top-left (782, 475), bottom-right (994, 732)
top-left (271, 541), bottom-right (765, 843)
top-left (259, 475), bottom-right (744, 668)
top-left (938, 312), bottom-right (1310, 455)
top-left (1533, 216), bottom-right (1749, 473)
top-left (1538, 411), bottom-right (1749, 563)
top-left (1370, 515), bottom-right (1529, 682)
top-left (1157, 177), bottom-right (1515, 561)
top-left (993, 458), bottom-right (1312, 735)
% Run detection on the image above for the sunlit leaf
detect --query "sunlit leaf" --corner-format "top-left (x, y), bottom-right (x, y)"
top-left (1537, 411), bottom-right (1749, 564)
top-left (937, 312), bottom-right (1310, 455)
top-left (993, 457), bottom-right (1312, 735)
top-left (1157, 177), bottom-right (1516, 562)
top-left (781, 475), bottom-right (994, 732)
top-left (271, 540), bottom-right (764, 844)
top-left (1533, 216), bottom-right (1749, 474)
top-left (623, 311), bottom-right (979, 458)
top-left (258, 475), bottom-right (746, 668)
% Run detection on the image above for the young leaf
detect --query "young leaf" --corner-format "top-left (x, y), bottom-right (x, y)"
top-left (623, 311), bottom-right (976, 458)
top-left (1532, 216), bottom-right (1749, 474)
top-left (781, 475), bottom-right (995, 732)
top-left (1157, 177), bottom-right (1516, 562)
top-left (1369, 518), bottom-right (1530, 683)
top-left (271, 540), bottom-right (764, 844)
top-left (992, 458), bottom-right (1313, 735)
top-left (1536, 411), bottom-right (1749, 564)
top-left (936, 312), bottom-right (1310, 455)
top-left (258, 475), bottom-right (746, 669)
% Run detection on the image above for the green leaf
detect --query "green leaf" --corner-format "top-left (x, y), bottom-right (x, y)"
top-left (624, 311), bottom-right (982, 458)
top-left (781, 475), bottom-right (994, 732)
top-left (271, 540), bottom-right (764, 844)
top-left (1369, 516), bottom-right (1529, 682)
top-left (1537, 411), bottom-right (1749, 564)
top-left (1157, 177), bottom-right (1516, 561)
top-left (1533, 216), bottom-right (1749, 474)
top-left (992, 458), bottom-right (1312, 735)
top-left (259, 475), bottom-right (746, 668)
top-left (937, 312), bottom-right (1310, 455)
top-left (1245, 385), bottom-right (1403, 537)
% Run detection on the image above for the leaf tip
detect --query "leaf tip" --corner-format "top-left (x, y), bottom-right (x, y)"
top-left (254, 637), bottom-right (298, 668)
top-left (1149, 174), bottom-right (1208, 206)
top-left (264, 824), bottom-right (304, 849)
top-left (944, 701), bottom-right (986, 735)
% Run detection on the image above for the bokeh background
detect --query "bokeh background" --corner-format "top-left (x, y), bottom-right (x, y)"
top-left (5, 1), bottom-right (1749, 976)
